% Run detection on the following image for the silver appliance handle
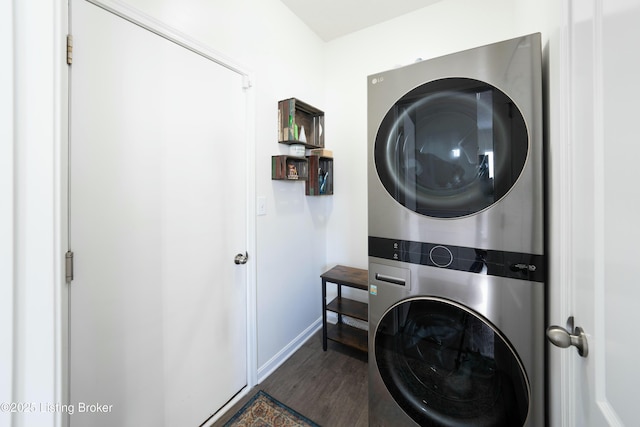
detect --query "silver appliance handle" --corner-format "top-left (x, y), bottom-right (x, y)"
top-left (375, 273), bottom-right (406, 286)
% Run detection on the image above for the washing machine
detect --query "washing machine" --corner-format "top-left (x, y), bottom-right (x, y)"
top-left (367, 33), bottom-right (545, 426)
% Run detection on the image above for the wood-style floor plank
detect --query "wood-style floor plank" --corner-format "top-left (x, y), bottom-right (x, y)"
top-left (212, 329), bottom-right (368, 427)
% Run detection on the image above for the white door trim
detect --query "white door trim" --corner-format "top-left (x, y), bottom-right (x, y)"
top-left (64, 0), bottom-right (258, 423)
top-left (1, 0), bottom-right (16, 423)
top-left (549, 1), bottom-right (575, 425)
top-left (83, 0), bottom-right (249, 77)
top-left (9, 1), bottom-right (67, 426)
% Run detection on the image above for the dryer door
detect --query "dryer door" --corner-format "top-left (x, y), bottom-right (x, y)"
top-left (374, 78), bottom-right (528, 218)
top-left (374, 297), bottom-right (530, 427)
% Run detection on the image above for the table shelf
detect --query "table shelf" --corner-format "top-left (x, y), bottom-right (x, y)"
top-left (326, 323), bottom-right (368, 353)
top-left (326, 297), bottom-right (368, 321)
top-left (321, 265), bottom-right (369, 353)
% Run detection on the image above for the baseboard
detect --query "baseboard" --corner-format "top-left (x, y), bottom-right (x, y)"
top-left (202, 385), bottom-right (252, 426)
top-left (257, 318), bottom-right (322, 383)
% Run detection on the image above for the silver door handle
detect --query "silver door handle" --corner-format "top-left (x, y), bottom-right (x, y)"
top-left (546, 316), bottom-right (588, 357)
top-left (234, 252), bottom-right (248, 265)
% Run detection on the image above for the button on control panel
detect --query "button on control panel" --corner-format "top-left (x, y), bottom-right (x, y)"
top-left (429, 245), bottom-right (453, 268)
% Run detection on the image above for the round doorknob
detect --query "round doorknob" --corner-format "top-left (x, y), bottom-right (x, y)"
top-left (234, 252), bottom-right (248, 265)
top-left (546, 324), bottom-right (589, 357)
top-left (546, 326), bottom-right (572, 348)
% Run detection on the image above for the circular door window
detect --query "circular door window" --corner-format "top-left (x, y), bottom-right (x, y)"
top-left (374, 297), bottom-right (530, 427)
top-left (374, 78), bottom-right (528, 218)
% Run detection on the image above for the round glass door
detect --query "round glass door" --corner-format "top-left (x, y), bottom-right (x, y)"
top-left (374, 78), bottom-right (528, 218)
top-left (374, 297), bottom-right (530, 427)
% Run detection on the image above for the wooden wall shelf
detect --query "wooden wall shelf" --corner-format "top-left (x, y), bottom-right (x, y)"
top-left (306, 155), bottom-right (333, 196)
top-left (271, 155), bottom-right (308, 181)
top-left (274, 99), bottom-right (333, 195)
top-left (278, 98), bottom-right (324, 149)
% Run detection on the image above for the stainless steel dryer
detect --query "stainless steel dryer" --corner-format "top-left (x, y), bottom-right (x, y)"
top-left (367, 34), bottom-right (545, 426)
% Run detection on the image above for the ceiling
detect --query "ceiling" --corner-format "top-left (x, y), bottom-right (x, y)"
top-left (280, 0), bottom-right (443, 41)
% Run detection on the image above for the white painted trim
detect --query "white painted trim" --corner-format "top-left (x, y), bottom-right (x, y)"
top-left (589, 2), bottom-right (622, 426)
top-left (590, 0), bottom-right (614, 402)
top-left (201, 385), bottom-right (253, 426)
top-left (257, 319), bottom-right (322, 383)
top-left (55, 2), bottom-right (69, 427)
top-left (59, 2), bottom-right (71, 426)
top-left (12, 1), bottom-right (65, 426)
top-left (591, 0), bottom-right (607, 408)
top-left (557, 2), bottom-right (575, 426)
top-left (84, 0), bottom-right (250, 77)
top-left (244, 76), bottom-right (258, 389)
top-left (0, 1), bottom-right (15, 425)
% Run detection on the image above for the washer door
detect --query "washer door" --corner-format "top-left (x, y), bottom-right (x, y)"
top-left (374, 78), bottom-right (528, 218)
top-left (374, 297), bottom-right (530, 427)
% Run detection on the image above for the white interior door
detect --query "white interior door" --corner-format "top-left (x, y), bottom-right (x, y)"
top-left (552, 0), bottom-right (640, 425)
top-left (69, 1), bottom-right (248, 426)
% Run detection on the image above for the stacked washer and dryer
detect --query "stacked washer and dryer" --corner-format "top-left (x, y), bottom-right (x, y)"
top-left (367, 34), bottom-right (545, 426)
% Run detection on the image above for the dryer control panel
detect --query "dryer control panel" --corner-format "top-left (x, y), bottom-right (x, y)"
top-left (369, 236), bottom-right (545, 282)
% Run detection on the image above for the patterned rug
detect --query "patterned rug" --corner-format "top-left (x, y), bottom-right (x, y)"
top-left (223, 390), bottom-right (320, 427)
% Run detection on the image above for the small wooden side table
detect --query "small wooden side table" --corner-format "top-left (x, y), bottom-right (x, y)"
top-left (321, 265), bottom-right (369, 352)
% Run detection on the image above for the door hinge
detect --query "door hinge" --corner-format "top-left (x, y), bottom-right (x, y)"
top-left (66, 35), bottom-right (73, 65)
top-left (65, 251), bottom-right (74, 282)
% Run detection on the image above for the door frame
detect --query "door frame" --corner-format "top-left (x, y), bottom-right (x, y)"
top-left (547, 1), bottom-right (575, 424)
top-left (6, 1), bottom-right (68, 426)
top-left (62, 1), bottom-right (258, 425)
top-left (0, 0), bottom-right (15, 419)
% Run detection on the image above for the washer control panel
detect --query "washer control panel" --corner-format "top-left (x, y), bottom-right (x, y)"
top-left (369, 236), bottom-right (545, 282)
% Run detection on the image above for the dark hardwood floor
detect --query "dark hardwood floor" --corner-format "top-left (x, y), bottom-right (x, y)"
top-left (212, 329), bottom-right (368, 427)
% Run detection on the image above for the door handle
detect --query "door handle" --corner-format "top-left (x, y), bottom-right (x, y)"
top-left (234, 252), bottom-right (248, 265)
top-left (546, 316), bottom-right (588, 357)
